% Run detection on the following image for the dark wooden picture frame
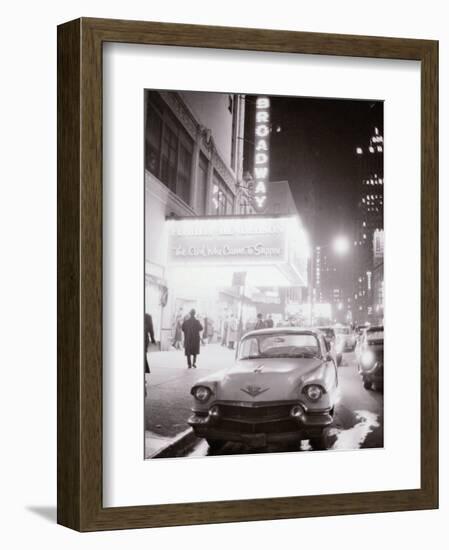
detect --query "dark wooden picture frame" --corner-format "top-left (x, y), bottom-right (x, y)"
top-left (57, 17), bottom-right (438, 532)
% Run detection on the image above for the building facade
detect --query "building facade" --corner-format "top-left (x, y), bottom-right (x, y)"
top-left (145, 90), bottom-right (249, 347)
top-left (353, 125), bottom-right (384, 324)
top-left (145, 90), bottom-right (310, 349)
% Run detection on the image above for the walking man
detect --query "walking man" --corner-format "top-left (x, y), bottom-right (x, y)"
top-left (182, 309), bottom-right (203, 368)
top-left (265, 314), bottom-right (274, 328)
top-left (254, 313), bottom-right (266, 330)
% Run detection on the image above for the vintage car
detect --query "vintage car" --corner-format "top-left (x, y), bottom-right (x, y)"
top-left (188, 328), bottom-right (339, 451)
top-left (357, 325), bottom-right (384, 391)
top-left (334, 325), bottom-right (356, 352)
top-left (316, 326), bottom-right (342, 366)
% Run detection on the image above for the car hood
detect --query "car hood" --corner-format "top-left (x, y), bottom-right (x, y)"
top-left (197, 357), bottom-right (326, 402)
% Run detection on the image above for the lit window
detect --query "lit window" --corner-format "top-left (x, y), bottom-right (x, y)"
top-left (356, 147), bottom-right (363, 155)
top-left (369, 146), bottom-right (375, 153)
top-left (377, 145), bottom-right (383, 152)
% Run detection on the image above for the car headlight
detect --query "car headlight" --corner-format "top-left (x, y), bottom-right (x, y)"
top-left (304, 384), bottom-right (323, 402)
top-left (192, 385), bottom-right (212, 402)
top-left (361, 350), bottom-right (375, 368)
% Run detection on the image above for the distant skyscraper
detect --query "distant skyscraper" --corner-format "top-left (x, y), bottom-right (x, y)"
top-left (353, 126), bottom-right (384, 323)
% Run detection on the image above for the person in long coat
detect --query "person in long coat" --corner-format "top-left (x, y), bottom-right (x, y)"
top-left (144, 313), bottom-right (156, 373)
top-left (227, 314), bottom-right (238, 349)
top-left (182, 309), bottom-right (203, 368)
top-left (254, 313), bottom-right (266, 330)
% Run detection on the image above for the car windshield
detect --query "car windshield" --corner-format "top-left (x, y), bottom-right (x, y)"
top-left (317, 328), bottom-right (334, 340)
top-left (238, 333), bottom-right (321, 360)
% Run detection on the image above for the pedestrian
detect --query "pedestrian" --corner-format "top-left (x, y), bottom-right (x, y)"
top-left (254, 313), bottom-right (266, 330)
top-left (227, 314), bottom-right (238, 349)
top-left (202, 315), bottom-right (208, 345)
top-left (221, 315), bottom-right (229, 347)
top-left (144, 313), bottom-right (156, 373)
top-left (207, 317), bottom-right (214, 343)
top-left (265, 314), bottom-right (274, 328)
top-left (172, 314), bottom-right (183, 349)
top-left (182, 309), bottom-right (203, 368)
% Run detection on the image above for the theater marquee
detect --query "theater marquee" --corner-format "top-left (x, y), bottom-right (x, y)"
top-left (167, 216), bottom-right (286, 265)
top-left (166, 216), bottom-right (309, 288)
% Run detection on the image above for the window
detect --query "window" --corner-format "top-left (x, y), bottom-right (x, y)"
top-left (145, 103), bottom-right (162, 176)
top-left (238, 333), bottom-right (320, 360)
top-left (177, 139), bottom-right (192, 204)
top-left (212, 172), bottom-right (234, 215)
top-left (195, 154), bottom-right (208, 214)
top-left (160, 124), bottom-right (178, 193)
top-left (145, 92), bottom-right (194, 204)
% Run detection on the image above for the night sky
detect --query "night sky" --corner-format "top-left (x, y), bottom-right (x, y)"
top-left (244, 95), bottom-right (384, 246)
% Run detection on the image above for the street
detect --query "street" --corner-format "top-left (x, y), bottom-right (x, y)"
top-left (145, 343), bottom-right (383, 458)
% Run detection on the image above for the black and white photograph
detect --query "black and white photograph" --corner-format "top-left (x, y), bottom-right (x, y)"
top-left (144, 89), bottom-right (384, 459)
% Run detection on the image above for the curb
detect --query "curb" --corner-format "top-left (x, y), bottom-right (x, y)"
top-left (150, 428), bottom-right (199, 459)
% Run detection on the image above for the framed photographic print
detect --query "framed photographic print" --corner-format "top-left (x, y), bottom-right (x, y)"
top-left (57, 17), bottom-right (438, 531)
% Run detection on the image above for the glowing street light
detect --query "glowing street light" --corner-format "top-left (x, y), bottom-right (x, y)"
top-left (333, 235), bottom-right (350, 255)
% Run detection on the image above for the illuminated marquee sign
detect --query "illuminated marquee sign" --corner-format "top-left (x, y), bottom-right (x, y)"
top-left (166, 217), bottom-right (310, 286)
top-left (167, 217), bottom-right (286, 266)
top-left (253, 96), bottom-right (270, 211)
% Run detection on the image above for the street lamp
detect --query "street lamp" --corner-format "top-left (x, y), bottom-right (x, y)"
top-left (333, 235), bottom-right (350, 255)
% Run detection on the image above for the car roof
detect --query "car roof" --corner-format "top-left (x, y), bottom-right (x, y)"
top-left (316, 326), bottom-right (335, 331)
top-left (242, 327), bottom-right (322, 338)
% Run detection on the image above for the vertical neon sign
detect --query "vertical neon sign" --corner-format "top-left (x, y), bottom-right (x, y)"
top-left (253, 96), bottom-right (270, 211)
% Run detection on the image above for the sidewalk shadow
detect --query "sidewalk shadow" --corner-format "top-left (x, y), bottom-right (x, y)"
top-left (26, 506), bottom-right (57, 523)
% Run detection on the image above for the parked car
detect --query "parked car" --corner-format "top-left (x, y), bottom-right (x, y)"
top-left (316, 326), bottom-right (342, 366)
top-left (334, 325), bottom-right (356, 352)
top-left (357, 325), bottom-right (384, 391)
top-left (188, 328), bottom-right (338, 451)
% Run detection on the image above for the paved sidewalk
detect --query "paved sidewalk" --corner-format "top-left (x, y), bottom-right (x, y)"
top-left (144, 343), bottom-right (235, 457)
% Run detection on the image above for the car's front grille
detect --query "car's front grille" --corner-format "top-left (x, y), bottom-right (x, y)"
top-left (216, 418), bottom-right (298, 434)
top-left (217, 404), bottom-right (293, 421)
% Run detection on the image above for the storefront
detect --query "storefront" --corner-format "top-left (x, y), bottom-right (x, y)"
top-left (156, 215), bottom-right (310, 349)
